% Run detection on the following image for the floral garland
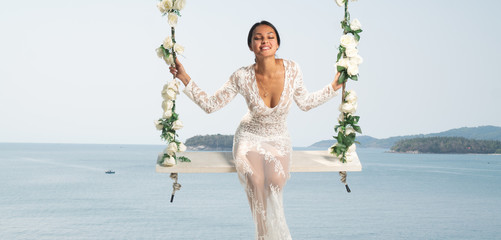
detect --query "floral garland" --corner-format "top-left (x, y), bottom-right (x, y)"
top-left (330, 0), bottom-right (363, 163)
top-left (154, 0), bottom-right (190, 166)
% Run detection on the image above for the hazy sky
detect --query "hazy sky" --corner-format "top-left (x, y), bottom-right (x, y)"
top-left (1, 0), bottom-right (500, 147)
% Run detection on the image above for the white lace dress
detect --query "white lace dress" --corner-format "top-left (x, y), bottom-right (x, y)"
top-left (183, 59), bottom-right (338, 240)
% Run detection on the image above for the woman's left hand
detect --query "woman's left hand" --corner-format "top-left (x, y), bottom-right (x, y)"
top-left (332, 72), bottom-right (343, 91)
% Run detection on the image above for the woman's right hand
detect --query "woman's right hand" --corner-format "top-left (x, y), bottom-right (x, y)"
top-left (331, 71), bottom-right (344, 91)
top-left (169, 58), bottom-right (191, 86)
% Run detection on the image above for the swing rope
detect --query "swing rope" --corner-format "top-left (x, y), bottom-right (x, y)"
top-left (170, 172), bottom-right (181, 202)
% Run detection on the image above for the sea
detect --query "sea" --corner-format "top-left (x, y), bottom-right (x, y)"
top-left (1, 143), bottom-right (500, 240)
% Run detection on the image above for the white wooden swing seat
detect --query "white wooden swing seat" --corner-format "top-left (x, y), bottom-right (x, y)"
top-left (156, 151), bottom-right (362, 173)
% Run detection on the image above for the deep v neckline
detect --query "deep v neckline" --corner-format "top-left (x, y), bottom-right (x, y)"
top-left (252, 60), bottom-right (287, 109)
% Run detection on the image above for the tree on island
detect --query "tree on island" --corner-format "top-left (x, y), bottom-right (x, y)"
top-left (185, 134), bottom-right (233, 151)
top-left (391, 137), bottom-right (501, 154)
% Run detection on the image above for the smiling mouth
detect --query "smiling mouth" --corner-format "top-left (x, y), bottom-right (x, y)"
top-left (260, 46), bottom-right (271, 51)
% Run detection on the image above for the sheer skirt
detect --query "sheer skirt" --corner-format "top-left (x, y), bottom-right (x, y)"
top-left (234, 130), bottom-right (292, 240)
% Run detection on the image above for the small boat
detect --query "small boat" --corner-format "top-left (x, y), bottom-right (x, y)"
top-left (105, 170), bottom-right (115, 174)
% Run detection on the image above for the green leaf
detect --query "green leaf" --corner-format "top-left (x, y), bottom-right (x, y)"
top-left (336, 51), bottom-right (343, 62)
top-left (162, 47), bottom-right (170, 57)
top-left (337, 65), bottom-right (346, 72)
top-left (335, 147), bottom-right (341, 156)
top-left (337, 145), bottom-right (347, 152)
top-left (354, 33), bottom-right (360, 42)
top-left (347, 132), bottom-right (356, 139)
top-left (349, 75), bottom-right (358, 81)
top-left (338, 131), bottom-right (345, 141)
top-left (338, 71), bottom-right (347, 84)
top-left (353, 125), bottom-right (362, 134)
top-left (178, 156), bottom-right (191, 162)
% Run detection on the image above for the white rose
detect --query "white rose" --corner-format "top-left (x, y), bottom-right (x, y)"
top-left (166, 142), bottom-right (178, 155)
top-left (162, 100), bottom-right (174, 111)
top-left (335, 0), bottom-right (346, 7)
top-left (347, 143), bottom-right (356, 153)
top-left (347, 61), bottom-right (359, 76)
top-left (162, 88), bottom-right (177, 100)
top-left (157, 2), bottom-right (166, 13)
top-left (345, 47), bottom-right (358, 58)
top-left (163, 36), bottom-right (174, 49)
top-left (163, 54), bottom-right (174, 66)
top-left (339, 102), bottom-right (357, 114)
top-left (346, 154), bottom-right (355, 162)
top-left (155, 47), bottom-right (164, 58)
top-left (178, 142), bottom-right (187, 152)
top-left (167, 89), bottom-right (177, 100)
top-left (168, 12), bottom-right (178, 27)
top-left (154, 120), bottom-right (163, 130)
top-left (162, 0), bottom-right (174, 10)
top-left (167, 80), bottom-right (179, 93)
top-left (172, 120), bottom-right (183, 130)
top-left (163, 82), bottom-right (179, 91)
top-left (345, 126), bottom-right (356, 135)
top-left (350, 54), bottom-right (363, 65)
top-left (345, 90), bottom-right (358, 103)
top-left (163, 155), bottom-right (176, 166)
top-left (173, 43), bottom-right (184, 55)
top-left (340, 34), bottom-right (358, 49)
top-left (173, 0), bottom-right (186, 10)
top-left (163, 109), bottom-right (172, 119)
top-left (350, 19), bottom-right (362, 31)
top-left (335, 57), bottom-right (350, 69)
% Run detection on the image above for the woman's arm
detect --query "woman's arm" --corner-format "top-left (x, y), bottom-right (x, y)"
top-left (169, 59), bottom-right (239, 114)
top-left (293, 64), bottom-right (341, 111)
top-left (331, 72), bottom-right (343, 91)
top-left (169, 58), bottom-right (191, 86)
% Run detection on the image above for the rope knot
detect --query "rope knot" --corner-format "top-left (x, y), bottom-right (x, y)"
top-left (339, 171), bottom-right (351, 193)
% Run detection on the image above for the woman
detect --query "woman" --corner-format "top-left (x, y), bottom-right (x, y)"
top-left (170, 20), bottom-right (342, 240)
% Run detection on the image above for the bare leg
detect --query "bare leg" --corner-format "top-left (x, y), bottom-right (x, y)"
top-left (234, 141), bottom-right (292, 240)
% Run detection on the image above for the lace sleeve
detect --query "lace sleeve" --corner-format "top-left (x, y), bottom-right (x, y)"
top-left (182, 72), bottom-right (239, 114)
top-left (292, 63), bottom-right (338, 111)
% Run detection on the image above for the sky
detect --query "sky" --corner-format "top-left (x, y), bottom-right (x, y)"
top-left (1, 0), bottom-right (500, 147)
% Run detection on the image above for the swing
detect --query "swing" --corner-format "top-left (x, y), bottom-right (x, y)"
top-left (156, 151), bottom-right (361, 173)
top-left (154, 0), bottom-right (363, 202)
top-left (156, 150), bottom-right (361, 202)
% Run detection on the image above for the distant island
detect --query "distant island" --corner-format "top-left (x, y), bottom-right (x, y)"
top-left (185, 134), bottom-right (233, 151)
top-left (390, 137), bottom-right (501, 154)
top-left (309, 125), bottom-right (501, 150)
top-left (184, 125), bottom-right (501, 153)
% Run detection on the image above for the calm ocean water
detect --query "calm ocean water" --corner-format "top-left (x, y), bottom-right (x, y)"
top-left (1, 143), bottom-right (500, 240)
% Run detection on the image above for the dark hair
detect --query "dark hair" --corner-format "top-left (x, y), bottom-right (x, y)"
top-left (247, 20), bottom-right (281, 50)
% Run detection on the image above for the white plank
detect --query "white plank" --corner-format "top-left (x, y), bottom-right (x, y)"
top-left (156, 151), bottom-right (361, 173)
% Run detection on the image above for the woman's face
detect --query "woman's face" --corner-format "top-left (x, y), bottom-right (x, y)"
top-left (250, 24), bottom-right (279, 58)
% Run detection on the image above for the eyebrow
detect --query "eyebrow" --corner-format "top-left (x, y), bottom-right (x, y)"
top-left (254, 32), bottom-right (275, 36)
